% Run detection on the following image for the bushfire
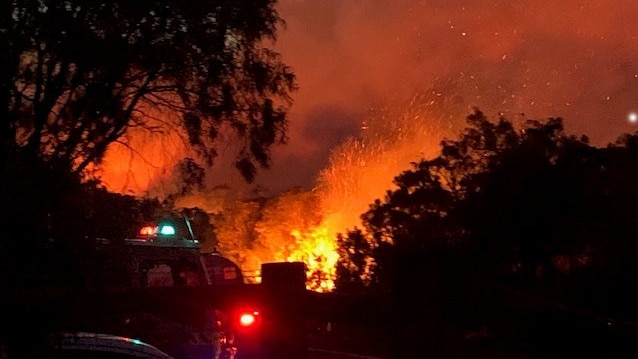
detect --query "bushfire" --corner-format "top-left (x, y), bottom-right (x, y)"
top-left (95, 93), bottom-right (452, 291)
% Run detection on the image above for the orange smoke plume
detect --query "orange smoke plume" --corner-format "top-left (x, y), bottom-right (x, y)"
top-left (211, 93), bottom-right (454, 291)
top-left (97, 91), bottom-right (455, 291)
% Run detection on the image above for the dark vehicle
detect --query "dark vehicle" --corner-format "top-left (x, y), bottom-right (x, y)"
top-left (50, 332), bottom-right (174, 359)
top-left (2, 216), bottom-right (305, 359)
top-left (84, 220), bottom-right (263, 359)
top-left (92, 222), bottom-right (244, 290)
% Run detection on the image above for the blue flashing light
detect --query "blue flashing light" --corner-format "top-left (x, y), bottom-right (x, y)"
top-left (158, 224), bottom-right (176, 236)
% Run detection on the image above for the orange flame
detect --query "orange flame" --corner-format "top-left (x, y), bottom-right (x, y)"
top-left (98, 92), bottom-right (455, 291)
top-left (238, 95), bottom-right (452, 291)
top-left (288, 226), bottom-right (340, 292)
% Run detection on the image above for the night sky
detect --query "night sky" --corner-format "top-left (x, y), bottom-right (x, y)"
top-left (250, 0), bottom-right (638, 193)
top-left (100, 1), bottom-right (638, 198)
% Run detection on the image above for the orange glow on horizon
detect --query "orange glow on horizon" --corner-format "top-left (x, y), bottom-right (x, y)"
top-left (89, 96), bottom-right (190, 197)
top-left (230, 99), bottom-right (450, 291)
top-left (98, 93), bottom-right (453, 292)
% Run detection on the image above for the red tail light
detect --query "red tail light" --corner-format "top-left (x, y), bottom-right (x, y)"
top-left (238, 310), bottom-right (259, 327)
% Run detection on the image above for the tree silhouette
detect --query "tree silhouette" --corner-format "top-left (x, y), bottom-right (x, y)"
top-left (1, 0), bottom-right (296, 181)
top-left (336, 109), bottom-right (638, 298)
top-left (0, 0), bottom-right (296, 286)
top-left (334, 228), bottom-right (376, 292)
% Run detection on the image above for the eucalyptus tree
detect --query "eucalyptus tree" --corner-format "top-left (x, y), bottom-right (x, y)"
top-left (0, 0), bottom-right (296, 180)
top-left (0, 0), bottom-right (296, 279)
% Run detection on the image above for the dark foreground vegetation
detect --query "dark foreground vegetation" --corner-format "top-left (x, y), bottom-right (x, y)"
top-left (332, 110), bottom-right (638, 358)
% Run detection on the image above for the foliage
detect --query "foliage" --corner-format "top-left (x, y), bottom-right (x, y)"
top-left (212, 188), bottom-right (324, 285)
top-left (0, 0), bottom-right (296, 285)
top-left (0, 0), bottom-right (296, 180)
top-left (176, 158), bottom-right (206, 195)
top-left (334, 228), bottom-right (377, 292)
top-left (337, 109), bottom-right (638, 309)
top-left (212, 198), bottom-right (265, 276)
top-left (254, 188), bottom-right (323, 259)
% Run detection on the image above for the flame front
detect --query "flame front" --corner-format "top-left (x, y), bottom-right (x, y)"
top-left (288, 226), bottom-right (339, 292)
top-left (220, 96), bottom-right (450, 291)
top-left (99, 93), bottom-right (454, 291)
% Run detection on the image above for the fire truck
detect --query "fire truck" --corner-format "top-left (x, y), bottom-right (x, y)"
top-left (2, 216), bottom-right (307, 359)
top-left (86, 217), bottom-right (288, 359)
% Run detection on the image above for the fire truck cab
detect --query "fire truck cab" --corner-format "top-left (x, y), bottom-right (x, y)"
top-left (91, 219), bottom-right (244, 289)
top-left (85, 222), bottom-right (258, 359)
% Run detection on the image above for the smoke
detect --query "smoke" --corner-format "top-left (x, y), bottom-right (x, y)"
top-left (100, 0), bottom-right (638, 203)
top-left (256, 0), bottom-right (638, 193)
top-left (314, 92), bottom-right (451, 235)
top-left (93, 1), bottom-right (638, 289)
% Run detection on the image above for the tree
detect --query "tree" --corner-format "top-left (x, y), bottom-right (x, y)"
top-left (212, 188), bottom-right (327, 287)
top-left (334, 228), bottom-right (376, 292)
top-left (0, 0), bottom-right (295, 286)
top-left (336, 110), bottom-right (601, 292)
top-left (209, 199), bottom-right (264, 275)
top-left (1, 0), bottom-right (296, 181)
top-left (457, 117), bottom-right (592, 287)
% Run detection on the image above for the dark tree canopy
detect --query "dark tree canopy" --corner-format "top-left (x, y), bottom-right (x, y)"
top-left (0, 0), bottom-right (296, 181)
top-left (0, 0), bottom-right (296, 286)
top-left (337, 109), bottom-right (638, 315)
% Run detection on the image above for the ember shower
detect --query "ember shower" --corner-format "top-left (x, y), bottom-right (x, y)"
top-left (96, 0), bottom-right (638, 290)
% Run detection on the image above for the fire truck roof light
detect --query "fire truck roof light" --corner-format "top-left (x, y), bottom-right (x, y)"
top-left (139, 226), bottom-right (157, 236)
top-left (159, 224), bottom-right (176, 236)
